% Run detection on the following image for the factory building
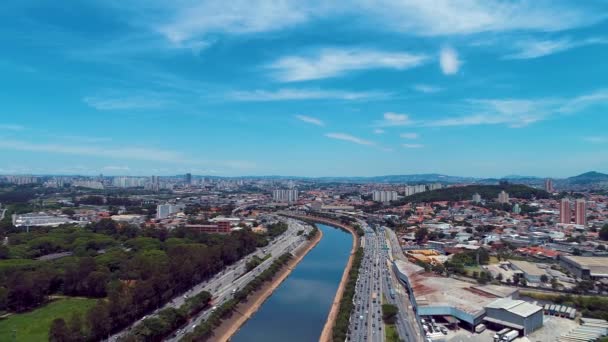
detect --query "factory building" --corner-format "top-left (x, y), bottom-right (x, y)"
top-left (560, 255), bottom-right (608, 280)
top-left (484, 298), bottom-right (544, 335)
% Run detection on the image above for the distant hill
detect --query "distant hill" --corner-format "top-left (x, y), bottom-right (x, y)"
top-left (393, 184), bottom-right (550, 204)
top-left (566, 171), bottom-right (608, 185)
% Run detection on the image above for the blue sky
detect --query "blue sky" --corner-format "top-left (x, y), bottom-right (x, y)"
top-left (1, 0), bottom-right (608, 178)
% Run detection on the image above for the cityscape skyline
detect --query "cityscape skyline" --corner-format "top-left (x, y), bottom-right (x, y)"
top-left (1, 1), bottom-right (608, 177)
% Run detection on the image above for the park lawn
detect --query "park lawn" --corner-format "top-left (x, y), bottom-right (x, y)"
top-left (0, 297), bottom-right (97, 341)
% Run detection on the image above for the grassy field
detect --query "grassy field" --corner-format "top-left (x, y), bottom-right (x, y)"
top-left (0, 297), bottom-right (96, 341)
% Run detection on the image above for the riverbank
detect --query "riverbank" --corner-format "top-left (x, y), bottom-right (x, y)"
top-left (210, 227), bottom-right (323, 342)
top-left (318, 220), bottom-right (359, 342)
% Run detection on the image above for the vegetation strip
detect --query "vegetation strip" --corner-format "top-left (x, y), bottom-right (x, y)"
top-left (332, 247), bottom-right (364, 342)
top-left (181, 253), bottom-right (294, 341)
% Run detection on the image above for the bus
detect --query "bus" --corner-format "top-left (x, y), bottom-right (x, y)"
top-left (372, 292), bottom-right (377, 303)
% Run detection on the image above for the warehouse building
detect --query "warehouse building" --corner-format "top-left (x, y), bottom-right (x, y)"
top-left (509, 260), bottom-right (546, 283)
top-left (560, 255), bottom-right (608, 280)
top-left (484, 298), bottom-right (544, 335)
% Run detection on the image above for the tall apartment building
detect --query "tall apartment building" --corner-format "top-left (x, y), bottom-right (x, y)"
top-left (112, 177), bottom-right (146, 188)
top-left (544, 178), bottom-right (554, 193)
top-left (472, 193), bottom-right (482, 203)
top-left (575, 198), bottom-right (587, 226)
top-left (428, 183), bottom-right (443, 191)
top-left (156, 203), bottom-right (185, 219)
top-left (559, 198), bottom-right (571, 224)
top-left (404, 184), bottom-right (427, 196)
top-left (372, 190), bottom-right (398, 203)
top-left (273, 189), bottom-right (299, 203)
top-left (497, 191), bottom-right (510, 204)
top-left (185, 173), bottom-right (192, 185)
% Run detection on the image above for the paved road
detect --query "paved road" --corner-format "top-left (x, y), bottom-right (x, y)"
top-left (348, 221), bottom-right (384, 342)
top-left (384, 227), bottom-right (423, 342)
top-left (165, 218), bottom-right (311, 341)
top-left (106, 218), bottom-right (310, 342)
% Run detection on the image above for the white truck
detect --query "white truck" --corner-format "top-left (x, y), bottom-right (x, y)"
top-left (502, 330), bottom-right (519, 342)
top-left (494, 328), bottom-right (510, 341)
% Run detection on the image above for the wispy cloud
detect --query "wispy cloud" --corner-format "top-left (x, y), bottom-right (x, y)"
top-left (439, 46), bottom-right (461, 75)
top-left (505, 37), bottom-right (608, 59)
top-left (418, 88), bottom-right (608, 128)
top-left (583, 136), bottom-right (608, 144)
top-left (0, 139), bottom-right (187, 163)
top-left (412, 84), bottom-right (442, 93)
top-left (400, 133), bottom-right (419, 139)
top-left (295, 114), bottom-right (324, 126)
top-left (325, 133), bottom-right (374, 146)
top-left (103, 165), bottom-right (131, 171)
top-left (376, 112), bottom-right (412, 127)
top-left (156, 0), bottom-right (317, 45)
top-left (403, 143), bottom-right (424, 148)
top-left (373, 129), bottom-right (385, 134)
top-left (0, 124), bottom-right (25, 131)
top-left (0, 139), bottom-right (256, 170)
top-left (268, 48), bottom-right (428, 82)
top-left (357, 0), bottom-right (604, 36)
top-left (229, 88), bottom-right (388, 101)
top-left (83, 96), bottom-right (166, 110)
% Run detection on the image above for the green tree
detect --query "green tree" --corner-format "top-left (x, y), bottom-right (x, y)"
top-left (87, 300), bottom-right (111, 340)
top-left (68, 313), bottom-right (83, 341)
top-left (600, 225), bottom-right (608, 241)
top-left (415, 227), bottom-right (428, 244)
top-left (382, 304), bottom-right (399, 324)
top-left (540, 274), bottom-right (549, 283)
top-left (49, 318), bottom-right (70, 342)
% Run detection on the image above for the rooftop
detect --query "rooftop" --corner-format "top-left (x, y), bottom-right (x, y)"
top-left (394, 259), bottom-right (517, 317)
top-left (509, 260), bottom-right (546, 277)
top-left (486, 298), bottom-right (543, 318)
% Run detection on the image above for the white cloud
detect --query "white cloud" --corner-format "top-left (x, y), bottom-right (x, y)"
top-left (295, 115), bottom-right (324, 126)
top-left (83, 96), bottom-right (166, 110)
top-left (325, 133), bottom-right (374, 146)
top-left (0, 139), bottom-right (187, 163)
top-left (357, 0), bottom-right (604, 36)
top-left (373, 129), bottom-right (385, 134)
top-left (583, 136), bottom-right (608, 144)
top-left (103, 165), bottom-right (131, 171)
top-left (0, 124), bottom-right (25, 131)
top-left (413, 84), bottom-right (442, 93)
top-left (558, 89), bottom-right (608, 114)
top-left (229, 88), bottom-right (388, 101)
top-left (418, 89), bottom-right (608, 128)
top-left (376, 112), bottom-right (412, 127)
top-left (400, 133), bottom-right (419, 139)
top-left (505, 37), bottom-right (608, 59)
top-left (268, 48), bottom-right (428, 82)
top-left (403, 143), bottom-right (424, 148)
top-left (439, 47), bottom-right (461, 75)
top-left (156, 0), bottom-right (318, 44)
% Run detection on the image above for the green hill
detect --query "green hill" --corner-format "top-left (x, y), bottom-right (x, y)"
top-left (394, 184), bottom-right (549, 204)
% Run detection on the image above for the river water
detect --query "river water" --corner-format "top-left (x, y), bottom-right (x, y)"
top-left (230, 224), bottom-right (353, 342)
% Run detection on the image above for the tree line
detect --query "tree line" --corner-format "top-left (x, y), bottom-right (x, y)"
top-left (1, 218), bottom-right (276, 340)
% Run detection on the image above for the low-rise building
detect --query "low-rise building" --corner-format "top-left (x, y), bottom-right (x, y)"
top-left (484, 298), bottom-right (543, 335)
top-left (560, 255), bottom-right (608, 280)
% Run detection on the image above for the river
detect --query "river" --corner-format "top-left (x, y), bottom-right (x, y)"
top-left (230, 224), bottom-right (353, 342)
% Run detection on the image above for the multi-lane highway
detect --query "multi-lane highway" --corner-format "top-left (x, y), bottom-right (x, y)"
top-left (348, 221), bottom-right (422, 342)
top-left (106, 217), bottom-right (311, 342)
top-left (349, 221), bottom-right (385, 342)
top-left (384, 226), bottom-right (422, 342)
top-left (165, 218), bottom-right (312, 341)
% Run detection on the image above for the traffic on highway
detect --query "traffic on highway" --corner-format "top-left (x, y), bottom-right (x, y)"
top-left (348, 221), bottom-right (421, 342)
top-left (106, 217), bottom-right (312, 342)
